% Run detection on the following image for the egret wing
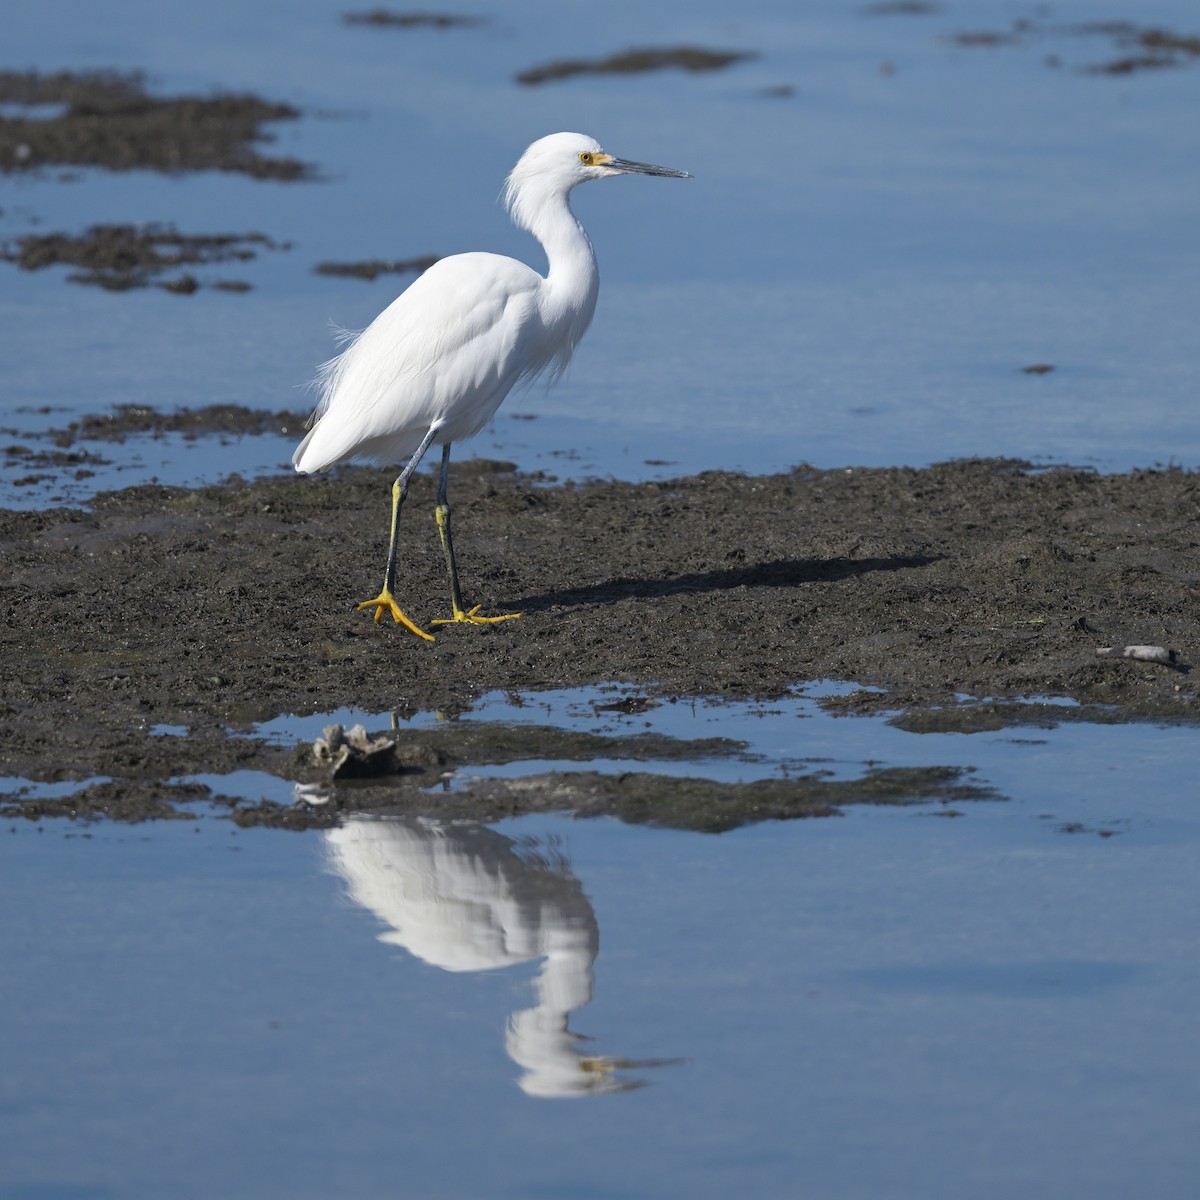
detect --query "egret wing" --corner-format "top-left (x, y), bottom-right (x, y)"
top-left (294, 253), bottom-right (548, 471)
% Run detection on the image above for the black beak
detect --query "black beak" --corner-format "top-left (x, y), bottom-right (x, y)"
top-left (606, 156), bottom-right (692, 179)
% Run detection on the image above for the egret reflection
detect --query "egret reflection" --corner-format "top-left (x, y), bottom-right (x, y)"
top-left (323, 816), bottom-right (681, 1096)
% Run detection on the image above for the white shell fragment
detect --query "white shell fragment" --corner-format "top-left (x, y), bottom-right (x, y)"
top-left (1094, 645), bottom-right (1179, 665)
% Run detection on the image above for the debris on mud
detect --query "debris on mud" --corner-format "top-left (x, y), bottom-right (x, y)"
top-left (516, 47), bottom-right (756, 86)
top-left (0, 69), bottom-right (308, 178)
top-left (313, 723), bottom-right (404, 778)
top-left (314, 255), bottom-right (439, 281)
top-left (0, 224), bottom-right (285, 292)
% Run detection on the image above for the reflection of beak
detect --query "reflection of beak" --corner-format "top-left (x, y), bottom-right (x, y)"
top-left (606, 156), bottom-right (692, 179)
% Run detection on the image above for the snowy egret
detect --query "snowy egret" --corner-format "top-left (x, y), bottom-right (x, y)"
top-left (293, 132), bottom-right (690, 641)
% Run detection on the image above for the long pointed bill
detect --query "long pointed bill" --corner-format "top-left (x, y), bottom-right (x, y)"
top-left (605, 156), bottom-right (692, 179)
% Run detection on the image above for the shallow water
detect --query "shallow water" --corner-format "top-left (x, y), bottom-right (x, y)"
top-left (2, 696), bottom-right (1200, 1200)
top-left (3, 686), bottom-right (1198, 1199)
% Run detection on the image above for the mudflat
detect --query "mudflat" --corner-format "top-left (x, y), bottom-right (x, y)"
top-left (2, 454), bottom-right (1195, 827)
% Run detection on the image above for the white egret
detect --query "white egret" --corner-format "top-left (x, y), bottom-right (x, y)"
top-left (293, 132), bottom-right (690, 641)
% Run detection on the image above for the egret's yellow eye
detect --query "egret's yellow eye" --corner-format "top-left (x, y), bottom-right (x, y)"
top-left (579, 151), bottom-right (594, 165)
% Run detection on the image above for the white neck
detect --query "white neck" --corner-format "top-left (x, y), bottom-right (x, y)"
top-left (510, 176), bottom-right (596, 296)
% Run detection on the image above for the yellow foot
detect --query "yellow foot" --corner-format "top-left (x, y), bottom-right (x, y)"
top-left (355, 591), bottom-right (435, 642)
top-left (430, 604), bottom-right (523, 628)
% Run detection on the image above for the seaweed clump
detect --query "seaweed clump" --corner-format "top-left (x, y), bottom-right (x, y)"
top-left (0, 223), bottom-right (282, 292)
top-left (517, 47), bottom-right (755, 86)
top-left (0, 69), bottom-right (308, 179)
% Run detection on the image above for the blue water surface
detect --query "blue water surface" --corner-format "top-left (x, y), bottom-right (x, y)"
top-left (2, 687), bottom-right (1198, 1199)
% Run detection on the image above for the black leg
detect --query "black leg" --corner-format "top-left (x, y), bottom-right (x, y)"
top-left (430, 443), bottom-right (523, 628)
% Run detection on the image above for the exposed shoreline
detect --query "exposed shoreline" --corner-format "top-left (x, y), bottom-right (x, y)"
top-left (2, 455), bottom-right (1196, 825)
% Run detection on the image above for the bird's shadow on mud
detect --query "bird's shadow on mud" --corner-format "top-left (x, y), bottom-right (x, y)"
top-left (515, 554), bottom-right (938, 612)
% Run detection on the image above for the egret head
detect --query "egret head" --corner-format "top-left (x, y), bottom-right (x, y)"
top-left (504, 132), bottom-right (690, 232)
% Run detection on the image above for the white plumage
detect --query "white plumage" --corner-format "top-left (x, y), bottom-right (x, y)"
top-left (293, 132), bottom-right (690, 639)
top-left (294, 252), bottom-right (554, 470)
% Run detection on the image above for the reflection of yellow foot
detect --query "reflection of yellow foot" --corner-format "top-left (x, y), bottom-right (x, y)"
top-left (579, 1057), bottom-right (617, 1075)
top-left (430, 604), bottom-right (523, 628)
top-left (355, 591), bottom-right (434, 642)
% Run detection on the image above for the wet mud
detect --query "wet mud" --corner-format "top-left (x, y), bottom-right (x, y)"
top-left (0, 224), bottom-right (282, 292)
top-left (1, 717), bottom-right (994, 832)
top-left (2, 450), bottom-right (1197, 827)
top-left (270, 762), bottom-right (993, 834)
top-left (516, 48), bottom-right (755, 86)
top-left (0, 70), bottom-right (307, 178)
